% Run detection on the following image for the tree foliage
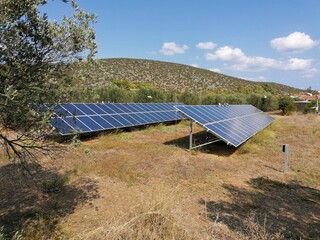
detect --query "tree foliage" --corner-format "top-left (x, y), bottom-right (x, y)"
top-left (0, 0), bottom-right (96, 166)
top-left (303, 99), bottom-right (318, 114)
top-left (279, 97), bottom-right (297, 115)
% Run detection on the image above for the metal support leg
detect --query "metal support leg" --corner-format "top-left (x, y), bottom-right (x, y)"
top-left (189, 120), bottom-right (193, 150)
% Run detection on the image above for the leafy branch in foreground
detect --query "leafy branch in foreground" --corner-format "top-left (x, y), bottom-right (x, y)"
top-left (0, 0), bottom-right (97, 167)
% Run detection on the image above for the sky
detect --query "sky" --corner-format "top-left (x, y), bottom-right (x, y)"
top-left (43, 0), bottom-right (320, 90)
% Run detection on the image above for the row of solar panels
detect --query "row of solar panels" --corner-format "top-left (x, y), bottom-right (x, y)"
top-left (50, 103), bottom-right (185, 135)
top-left (175, 105), bottom-right (274, 147)
top-left (48, 102), bottom-right (274, 148)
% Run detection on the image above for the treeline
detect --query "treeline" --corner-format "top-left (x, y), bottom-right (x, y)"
top-left (60, 80), bottom-right (281, 112)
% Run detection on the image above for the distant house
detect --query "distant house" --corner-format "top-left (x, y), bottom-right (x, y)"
top-left (293, 93), bottom-right (319, 112)
top-left (293, 93), bottom-right (319, 101)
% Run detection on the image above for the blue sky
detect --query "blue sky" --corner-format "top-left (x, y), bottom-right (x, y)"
top-left (43, 0), bottom-right (320, 90)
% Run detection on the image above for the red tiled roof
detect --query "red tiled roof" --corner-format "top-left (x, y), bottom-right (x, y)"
top-left (294, 94), bottom-right (320, 100)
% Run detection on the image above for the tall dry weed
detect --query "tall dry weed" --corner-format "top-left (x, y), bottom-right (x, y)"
top-left (76, 188), bottom-right (195, 240)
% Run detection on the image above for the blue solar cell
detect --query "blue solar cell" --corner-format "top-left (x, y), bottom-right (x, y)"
top-left (151, 103), bottom-right (165, 111)
top-left (77, 116), bottom-right (104, 131)
top-left (73, 104), bottom-right (97, 115)
top-left (97, 104), bottom-right (116, 114)
top-left (54, 105), bottom-right (71, 117)
top-left (136, 104), bottom-right (149, 112)
top-left (128, 104), bottom-right (143, 112)
top-left (140, 112), bottom-right (156, 123)
top-left (114, 104), bottom-right (131, 113)
top-left (50, 102), bottom-right (186, 135)
top-left (101, 115), bottom-right (123, 128)
top-left (90, 115), bottom-right (114, 129)
top-left (151, 112), bottom-right (167, 121)
top-left (112, 115), bottom-right (133, 127)
top-left (108, 104), bottom-right (125, 113)
top-left (129, 113), bottom-right (147, 124)
top-left (176, 105), bottom-right (273, 147)
top-left (123, 114), bottom-right (140, 125)
top-left (86, 104), bottom-right (107, 115)
top-left (175, 107), bottom-right (208, 124)
top-left (63, 117), bottom-right (91, 133)
top-left (162, 111), bottom-right (175, 121)
top-left (50, 117), bottom-right (74, 135)
top-left (122, 104), bottom-right (140, 113)
top-left (62, 104), bottom-right (86, 116)
top-left (171, 111), bottom-right (183, 120)
top-left (143, 113), bottom-right (158, 122)
top-left (205, 123), bottom-right (242, 146)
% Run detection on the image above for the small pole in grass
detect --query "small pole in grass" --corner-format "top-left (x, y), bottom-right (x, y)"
top-left (282, 144), bottom-right (289, 172)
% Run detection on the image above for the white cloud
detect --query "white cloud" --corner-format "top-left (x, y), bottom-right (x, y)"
top-left (270, 32), bottom-right (318, 53)
top-left (196, 41), bottom-right (216, 50)
top-left (209, 68), bottom-right (221, 73)
top-left (190, 63), bottom-right (199, 68)
top-left (205, 45), bottom-right (314, 73)
top-left (230, 57), bottom-right (313, 72)
top-left (241, 56), bottom-right (280, 70)
top-left (160, 42), bottom-right (189, 55)
top-left (284, 58), bottom-right (312, 70)
top-left (206, 46), bottom-right (246, 61)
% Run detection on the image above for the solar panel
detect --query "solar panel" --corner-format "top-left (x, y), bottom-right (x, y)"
top-left (175, 105), bottom-right (274, 147)
top-left (50, 103), bottom-right (185, 135)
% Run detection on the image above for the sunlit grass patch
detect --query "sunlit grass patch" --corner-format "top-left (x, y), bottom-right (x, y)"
top-left (237, 123), bottom-right (277, 155)
top-left (75, 188), bottom-right (192, 240)
top-left (98, 157), bottom-right (148, 186)
top-left (115, 132), bottom-right (134, 140)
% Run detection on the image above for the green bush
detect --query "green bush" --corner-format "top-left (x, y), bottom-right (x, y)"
top-left (178, 92), bottom-right (200, 105)
top-left (104, 85), bottom-right (132, 103)
top-left (261, 95), bottom-right (279, 111)
top-left (303, 100), bottom-right (318, 114)
top-left (248, 93), bottom-right (263, 109)
top-left (224, 93), bottom-right (247, 104)
top-left (261, 83), bottom-right (276, 95)
top-left (165, 91), bottom-right (179, 103)
top-left (133, 87), bottom-right (166, 103)
top-left (201, 93), bottom-right (224, 105)
top-left (112, 79), bottom-right (135, 90)
top-left (279, 97), bottom-right (297, 115)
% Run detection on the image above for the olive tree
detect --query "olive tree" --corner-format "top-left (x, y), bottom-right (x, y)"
top-left (279, 96), bottom-right (297, 115)
top-left (0, 0), bottom-right (96, 167)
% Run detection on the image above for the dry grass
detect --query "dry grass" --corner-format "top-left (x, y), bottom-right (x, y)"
top-left (0, 114), bottom-right (319, 239)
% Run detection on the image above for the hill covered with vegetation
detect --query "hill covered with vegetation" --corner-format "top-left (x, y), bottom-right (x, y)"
top-left (72, 58), bottom-right (302, 95)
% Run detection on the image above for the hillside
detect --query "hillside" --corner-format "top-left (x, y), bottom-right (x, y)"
top-left (74, 58), bottom-right (302, 94)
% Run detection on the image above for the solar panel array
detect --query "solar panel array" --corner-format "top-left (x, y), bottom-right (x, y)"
top-left (175, 105), bottom-right (274, 147)
top-left (50, 103), bottom-right (185, 135)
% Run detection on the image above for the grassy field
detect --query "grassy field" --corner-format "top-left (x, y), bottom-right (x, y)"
top-left (0, 113), bottom-right (319, 239)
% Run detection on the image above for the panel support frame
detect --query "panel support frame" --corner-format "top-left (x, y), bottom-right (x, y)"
top-left (188, 119), bottom-right (221, 150)
top-left (189, 119), bottom-right (193, 150)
